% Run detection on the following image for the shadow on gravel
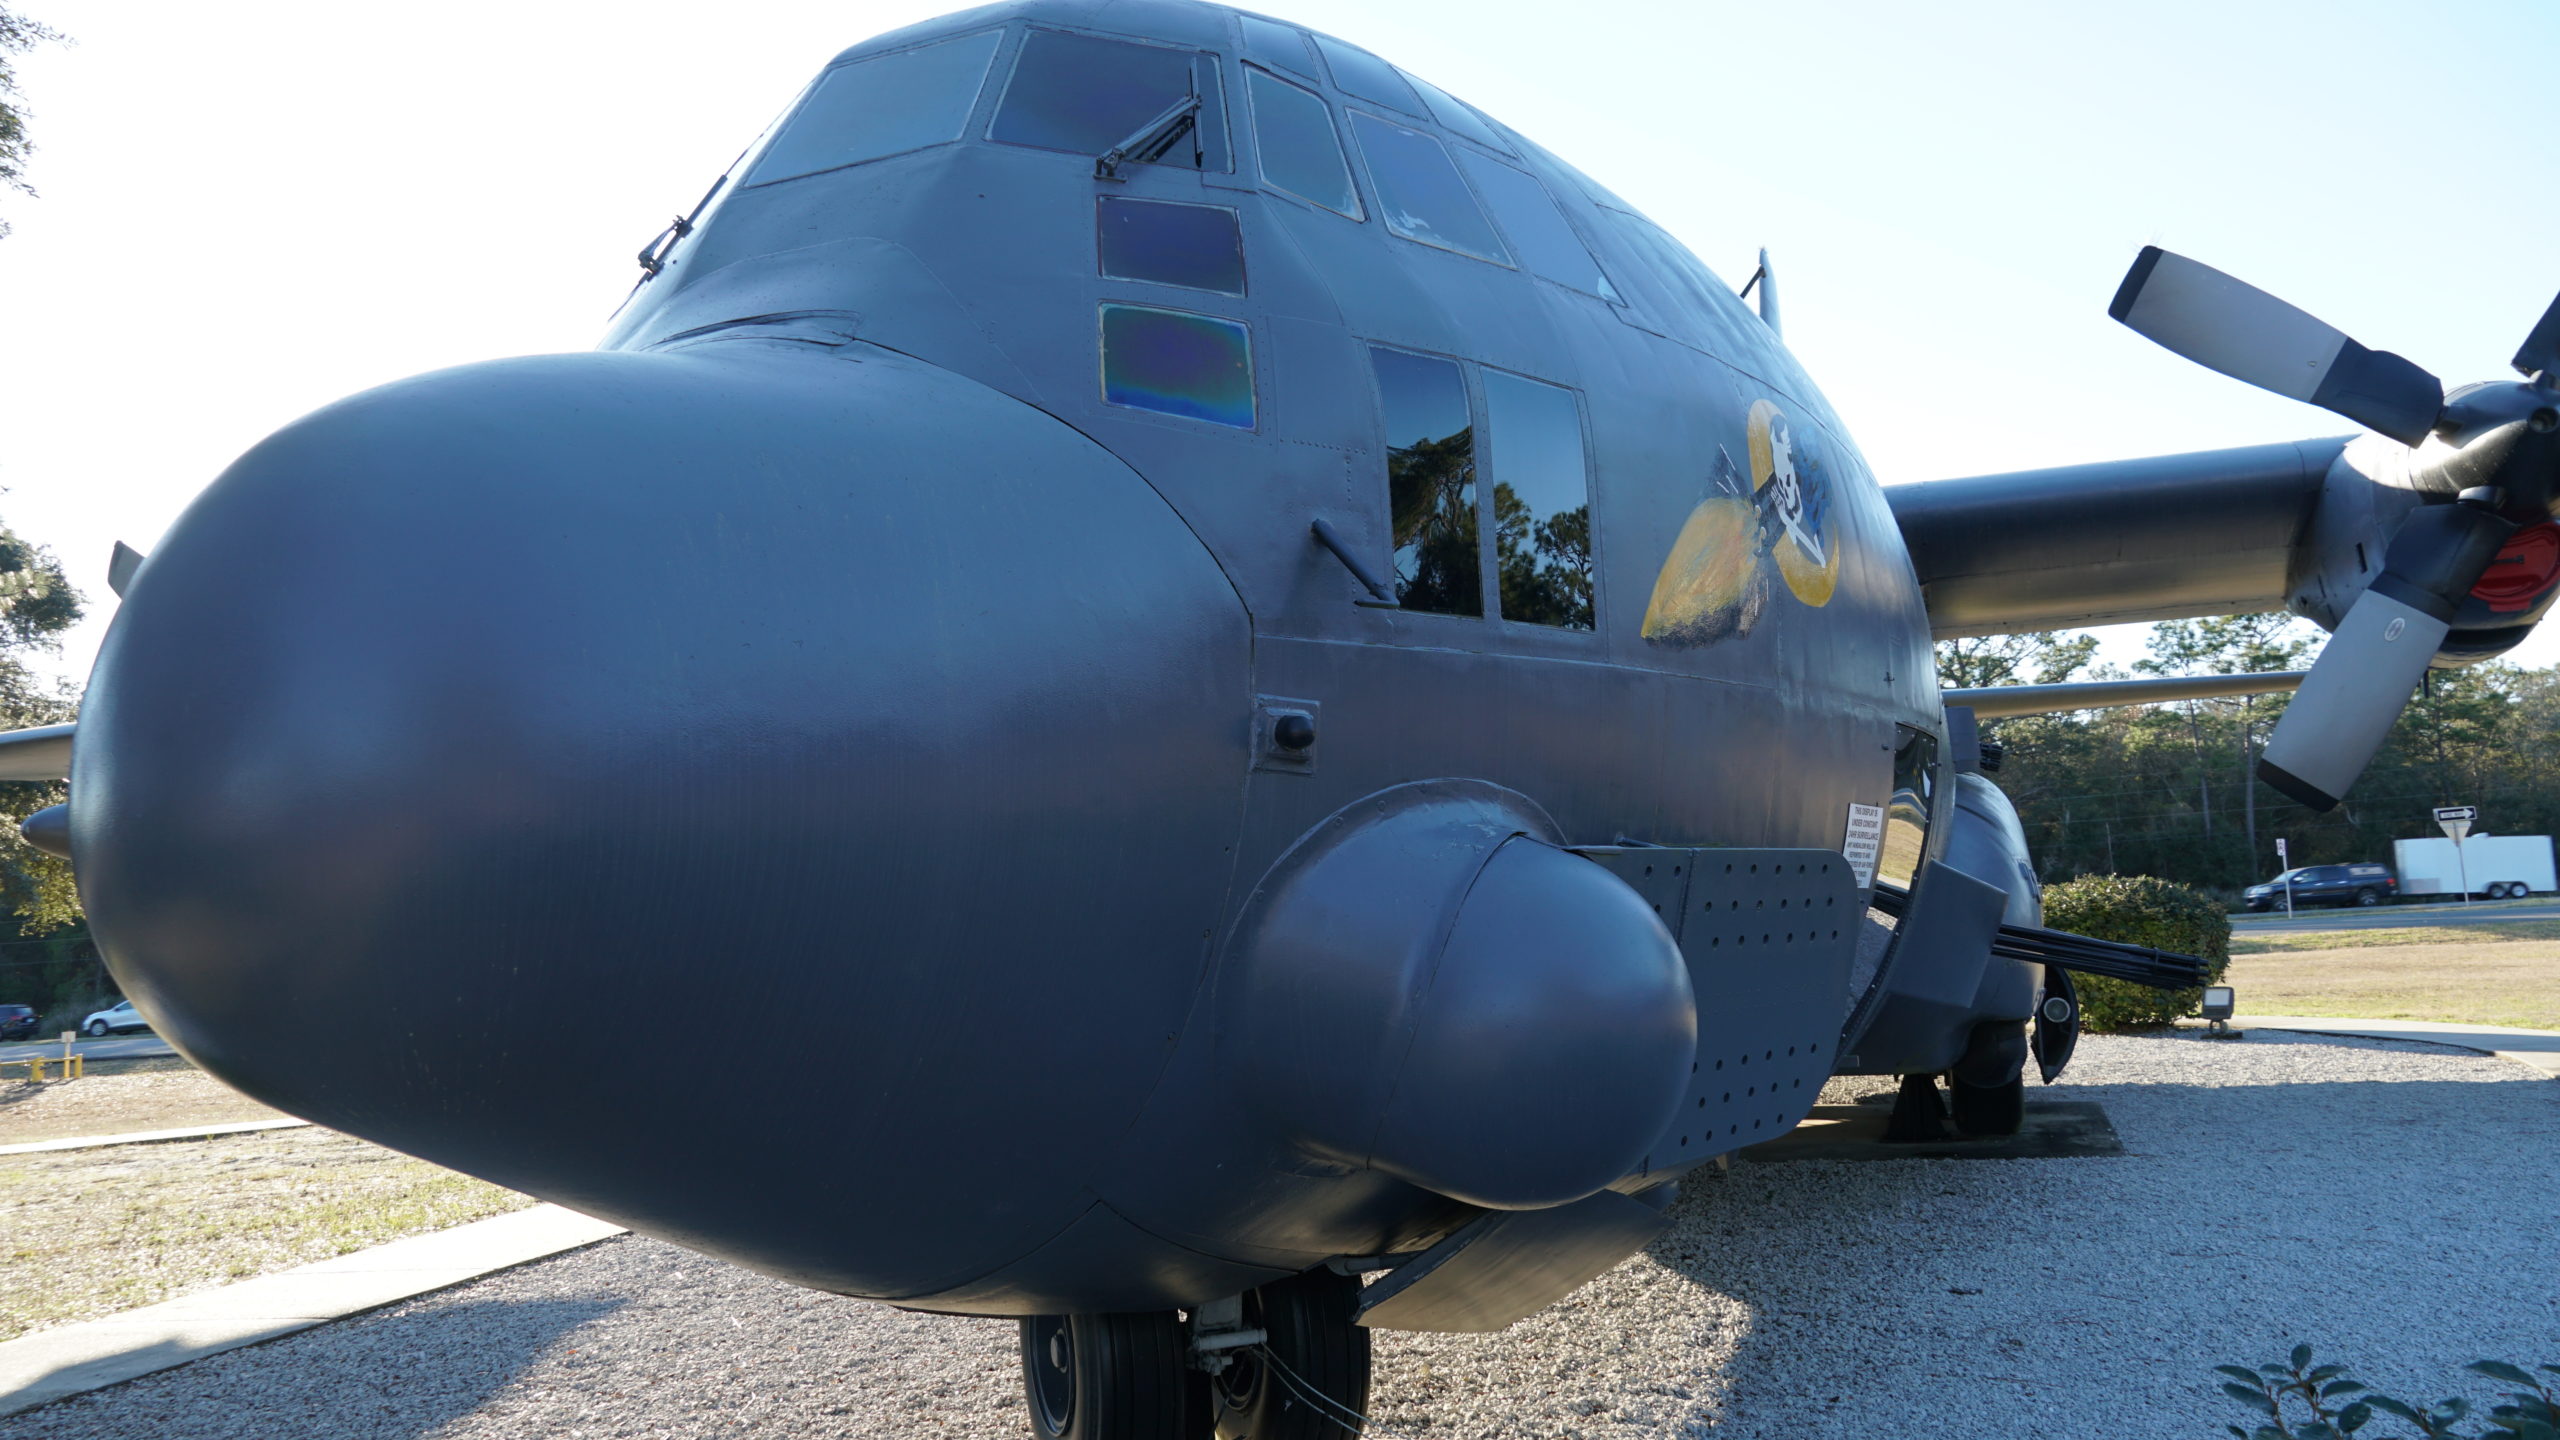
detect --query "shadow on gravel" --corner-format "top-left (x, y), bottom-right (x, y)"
top-left (0, 1297), bottom-right (623, 1440)
top-left (1636, 1069), bottom-right (2560, 1436)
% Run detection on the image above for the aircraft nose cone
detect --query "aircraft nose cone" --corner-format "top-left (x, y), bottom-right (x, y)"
top-left (75, 342), bottom-right (1250, 1299)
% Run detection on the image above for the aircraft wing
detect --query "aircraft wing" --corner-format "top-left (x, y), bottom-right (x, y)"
top-left (0, 723), bottom-right (74, 782)
top-left (1886, 439), bottom-right (2343, 639)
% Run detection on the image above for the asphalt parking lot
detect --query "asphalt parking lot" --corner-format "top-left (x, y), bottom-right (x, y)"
top-left (0, 1034), bottom-right (174, 1064)
top-left (2231, 896), bottom-right (2560, 931)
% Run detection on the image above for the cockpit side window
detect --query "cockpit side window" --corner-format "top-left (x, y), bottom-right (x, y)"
top-left (1456, 152), bottom-right (1617, 300)
top-left (1879, 726), bottom-right (1939, 892)
top-left (1482, 370), bottom-right (1594, 630)
top-left (747, 30), bottom-right (1003, 186)
top-left (1347, 113), bottom-right (1509, 265)
top-left (990, 30), bottom-right (1228, 172)
top-left (1246, 68), bottom-right (1362, 220)
top-left (1370, 347), bottom-right (1481, 617)
top-left (1311, 36), bottom-right (1425, 118)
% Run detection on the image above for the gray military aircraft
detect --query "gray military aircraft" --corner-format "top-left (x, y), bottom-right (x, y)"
top-left (5, 1), bottom-right (2555, 1435)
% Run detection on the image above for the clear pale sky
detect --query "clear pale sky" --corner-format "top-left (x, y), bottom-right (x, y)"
top-left (2, 0), bottom-right (2555, 686)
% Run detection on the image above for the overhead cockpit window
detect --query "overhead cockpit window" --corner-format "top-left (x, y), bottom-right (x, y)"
top-left (1456, 152), bottom-right (1618, 300)
top-left (1370, 347), bottom-right (1482, 617)
top-left (1097, 197), bottom-right (1245, 295)
top-left (1239, 15), bottom-right (1317, 78)
top-left (1402, 72), bottom-right (1514, 156)
top-left (1483, 371), bottom-right (1594, 630)
top-left (1349, 113), bottom-right (1509, 265)
top-left (747, 30), bottom-right (1003, 186)
top-left (1246, 69), bottom-right (1361, 219)
top-left (991, 30), bottom-right (1228, 172)
top-left (1101, 304), bottom-right (1255, 429)
top-left (1311, 35), bottom-right (1425, 118)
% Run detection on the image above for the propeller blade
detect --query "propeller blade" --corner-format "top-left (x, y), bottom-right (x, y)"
top-left (107, 542), bottom-right (145, 599)
top-left (2515, 287), bottom-right (2560, 379)
top-left (2258, 500), bottom-right (2515, 810)
top-left (2110, 246), bottom-right (2444, 446)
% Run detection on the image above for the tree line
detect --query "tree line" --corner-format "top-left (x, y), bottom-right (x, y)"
top-left (1940, 617), bottom-right (2560, 895)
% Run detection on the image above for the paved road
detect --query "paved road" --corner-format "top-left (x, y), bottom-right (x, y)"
top-left (2230, 896), bottom-right (2560, 932)
top-left (0, 1033), bottom-right (176, 1064)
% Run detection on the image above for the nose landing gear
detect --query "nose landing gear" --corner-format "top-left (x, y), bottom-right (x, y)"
top-left (1019, 1268), bottom-right (1373, 1440)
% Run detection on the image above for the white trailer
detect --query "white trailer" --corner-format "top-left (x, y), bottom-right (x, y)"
top-left (2390, 834), bottom-right (2558, 899)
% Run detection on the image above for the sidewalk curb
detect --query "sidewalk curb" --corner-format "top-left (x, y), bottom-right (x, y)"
top-left (0, 1118), bottom-right (313, 1156)
top-left (0, 1203), bottom-right (627, 1417)
top-left (2237, 1014), bottom-right (2560, 1079)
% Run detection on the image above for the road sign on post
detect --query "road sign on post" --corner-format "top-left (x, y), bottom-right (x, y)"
top-left (2276, 838), bottom-right (2293, 916)
top-left (2434, 806), bottom-right (2478, 902)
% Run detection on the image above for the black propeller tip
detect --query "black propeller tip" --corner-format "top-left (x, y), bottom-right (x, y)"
top-left (2257, 758), bottom-right (2340, 813)
top-left (2107, 246), bottom-right (2164, 324)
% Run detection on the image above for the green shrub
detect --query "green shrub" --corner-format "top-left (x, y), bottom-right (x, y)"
top-left (2041, 874), bottom-right (2231, 1031)
top-left (2213, 1344), bottom-right (2559, 1439)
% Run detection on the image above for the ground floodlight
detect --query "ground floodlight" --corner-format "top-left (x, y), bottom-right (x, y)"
top-left (2199, 985), bottom-right (2239, 1038)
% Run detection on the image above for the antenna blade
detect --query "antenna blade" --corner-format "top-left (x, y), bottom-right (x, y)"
top-left (2515, 287), bottom-right (2560, 378)
top-left (107, 541), bottom-right (145, 599)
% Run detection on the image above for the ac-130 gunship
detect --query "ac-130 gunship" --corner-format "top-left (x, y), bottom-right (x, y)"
top-left (9, 2), bottom-right (2557, 1435)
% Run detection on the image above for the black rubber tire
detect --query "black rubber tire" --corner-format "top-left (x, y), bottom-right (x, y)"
top-left (1948, 1019), bottom-right (2028, 1137)
top-left (2355, 888), bottom-right (2381, 906)
top-left (1213, 1268), bottom-right (1371, 1440)
top-left (1019, 1311), bottom-right (1206, 1440)
top-left (84, 1021), bottom-right (107, 1037)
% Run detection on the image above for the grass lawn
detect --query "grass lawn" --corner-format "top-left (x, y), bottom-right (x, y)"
top-left (2225, 919), bottom-right (2560, 1029)
top-left (0, 1066), bottom-right (531, 1342)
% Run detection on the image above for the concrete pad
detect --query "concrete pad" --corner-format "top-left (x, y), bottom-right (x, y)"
top-left (1739, 1099), bottom-right (2122, 1162)
top-left (0, 1118), bottom-right (312, 1156)
top-left (2237, 1013), bottom-right (2560, 1078)
top-left (0, 1202), bottom-right (625, 1416)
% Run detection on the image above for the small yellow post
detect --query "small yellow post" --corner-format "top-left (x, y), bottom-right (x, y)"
top-left (27, 1057), bottom-right (43, 1083)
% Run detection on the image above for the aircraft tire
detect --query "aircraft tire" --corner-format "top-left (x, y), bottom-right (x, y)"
top-left (1212, 1268), bottom-right (1371, 1440)
top-left (1948, 1020), bottom-right (2028, 1137)
top-left (1018, 1311), bottom-right (1206, 1440)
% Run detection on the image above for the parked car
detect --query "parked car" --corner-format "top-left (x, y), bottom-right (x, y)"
top-left (0, 1004), bottom-right (36, 1042)
top-left (82, 1000), bottom-right (150, 1037)
top-left (2243, 863), bottom-right (2397, 911)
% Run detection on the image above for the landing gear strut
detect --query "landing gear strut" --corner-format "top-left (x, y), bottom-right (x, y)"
top-left (1019, 1269), bottom-right (1372, 1440)
top-left (1947, 1019), bottom-right (2028, 1137)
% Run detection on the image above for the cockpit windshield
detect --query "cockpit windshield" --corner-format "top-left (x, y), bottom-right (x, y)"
top-left (990, 30), bottom-right (1227, 172)
top-left (747, 31), bottom-right (1003, 186)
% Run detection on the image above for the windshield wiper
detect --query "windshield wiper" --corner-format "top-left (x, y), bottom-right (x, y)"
top-left (1095, 92), bottom-right (1201, 180)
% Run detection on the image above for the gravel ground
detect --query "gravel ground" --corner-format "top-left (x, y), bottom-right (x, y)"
top-left (8, 1032), bottom-right (2555, 1440)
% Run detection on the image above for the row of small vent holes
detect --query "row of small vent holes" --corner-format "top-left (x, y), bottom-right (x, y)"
top-left (1671, 1041), bottom-right (1821, 1151)
top-left (1633, 859), bottom-right (1845, 948)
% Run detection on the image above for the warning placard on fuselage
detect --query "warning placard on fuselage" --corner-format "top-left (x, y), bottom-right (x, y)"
top-left (1842, 803), bottom-right (1884, 887)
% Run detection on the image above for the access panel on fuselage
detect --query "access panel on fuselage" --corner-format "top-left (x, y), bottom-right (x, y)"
top-left (1579, 846), bottom-right (1858, 1174)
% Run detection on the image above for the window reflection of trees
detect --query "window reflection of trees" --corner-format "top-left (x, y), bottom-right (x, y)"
top-left (1389, 429), bottom-right (1482, 616)
top-left (1496, 487), bottom-right (1591, 629)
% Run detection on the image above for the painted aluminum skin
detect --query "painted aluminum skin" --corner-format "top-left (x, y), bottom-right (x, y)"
top-left (63, 0), bottom-right (2460, 1320)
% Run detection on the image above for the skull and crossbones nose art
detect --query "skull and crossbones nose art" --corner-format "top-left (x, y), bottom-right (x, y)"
top-left (1641, 398), bottom-right (1841, 646)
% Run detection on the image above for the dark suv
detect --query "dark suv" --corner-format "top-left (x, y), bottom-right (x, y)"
top-left (0, 1004), bottom-right (37, 1042)
top-left (2243, 863), bottom-right (2396, 911)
